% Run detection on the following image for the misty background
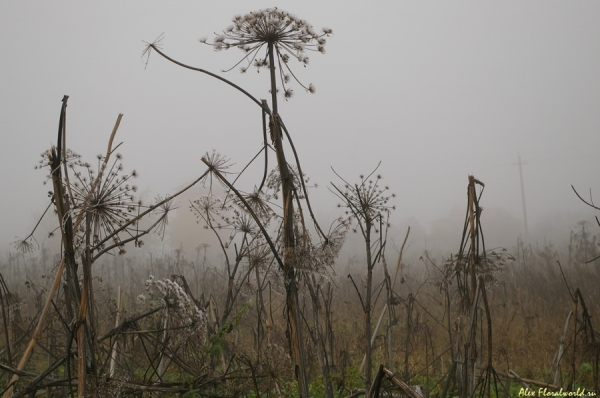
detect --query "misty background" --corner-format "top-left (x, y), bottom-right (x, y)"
top-left (1, 1), bottom-right (599, 261)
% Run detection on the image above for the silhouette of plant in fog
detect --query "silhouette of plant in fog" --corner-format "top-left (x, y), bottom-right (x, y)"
top-left (330, 165), bottom-right (395, 389)
top-left (332, 168), bottom-right (396, 234)
top-left (68, 153), bottom-right (140, 250)
top-left (142, 10), bottom-right (336, 396)
top-left (152, 194), bottom-right (177, 241)
top-left (6, 10), bottom-right (342, 394)
top-left (28, 147), bottom-right (177, 256)
top-left (200, 7), bottom-right (332, 97)
top-left (3, 100), bottom-right (219, 397)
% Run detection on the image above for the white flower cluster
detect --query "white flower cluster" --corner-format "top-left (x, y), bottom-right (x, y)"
top-left (145, 276), bottom-right (207, 341)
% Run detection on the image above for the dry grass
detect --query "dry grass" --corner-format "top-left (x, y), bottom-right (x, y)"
top-left (2, 237), bottom-right (598, 396)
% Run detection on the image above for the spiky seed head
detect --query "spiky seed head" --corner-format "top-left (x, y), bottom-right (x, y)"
top-left (201, 8), bottom-right (331, 98)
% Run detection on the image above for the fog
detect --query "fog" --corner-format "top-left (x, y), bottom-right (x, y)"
top-left (1, 1), bottom-right (599, 259)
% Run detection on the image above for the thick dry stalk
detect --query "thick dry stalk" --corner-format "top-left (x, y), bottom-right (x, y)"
top-left (368, 365), bottom-right (385, 398)
top-left (381, 367), bottom-right (423, 398)
top-left (5, 109), bottom-right (123, 397)
top-left (468, 176), bottom-right (477, 303)
top-left (0, 274), bottom-right (13, 367)
top-left (268, 39), bottom-right (308, 395)
top-left (505, 369), bottom-right (559, 390)
top-left (2, 259), bottom-right (65, 398)
top-left (479, 278), bottom-right (493, 398)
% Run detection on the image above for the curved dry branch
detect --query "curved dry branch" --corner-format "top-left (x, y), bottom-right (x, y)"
top-left (14, 199), bottom-right (53, 251)
top-left (145, 44), bottom-right (263, 109)
top-left (91, 211), bottom-right (168, 261)
top-left (92, 169), bottom-right (209, 252)
top-left (572, 185), bottom-right (600, 211)
top-left (347, 274), bottom-right (365, 311)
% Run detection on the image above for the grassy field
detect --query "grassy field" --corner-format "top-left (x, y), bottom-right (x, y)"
top-left (1, 234), bottom-right (598, 397)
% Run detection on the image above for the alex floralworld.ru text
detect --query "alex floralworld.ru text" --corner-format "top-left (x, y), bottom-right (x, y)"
top-left (519, 387), bottom-right (596, 397)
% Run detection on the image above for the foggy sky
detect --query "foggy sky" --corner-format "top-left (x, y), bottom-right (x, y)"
top-left (1, 1), bottom-right (599, 256)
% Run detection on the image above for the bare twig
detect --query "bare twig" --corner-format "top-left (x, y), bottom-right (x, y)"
top-left (144, 44), bottom-right (263, 108)
top-left (572, 185), bottom-right (600, 211)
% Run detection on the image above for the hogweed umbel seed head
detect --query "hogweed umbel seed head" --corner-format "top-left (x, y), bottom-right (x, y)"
top-left (68, 153), bottom-right (140, 251)
top-left (202, 8), bottom-right (332, 97)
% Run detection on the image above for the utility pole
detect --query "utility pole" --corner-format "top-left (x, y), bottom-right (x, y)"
top-left (513, 154), bottom-right (529, 241)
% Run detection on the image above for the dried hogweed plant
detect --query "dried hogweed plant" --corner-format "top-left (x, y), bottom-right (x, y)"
top-left (11, 149), bottom-right (81, 253)
top-left (442, 177), bottom-right (513, 312)
top-left (32, 146), bottom-right (177, 257)
top-left (152, 194), bottom-right (178, 241)
top-left (331, 166), bottom-right (396, 235)
top-left (68, 153), bottom-right (140, 251)
top-left (330, 164), bottom-right (396, 389)
top-left (199, 151), bottom-right (346, 276)
top-left (144, 10), bottom-right (335, 395)
top-left (200, 7), bottom-right (332, 98)
top-left (145, 275), bottom-right (207, 343)
top-left (5, 97), bottom-right (224, 397)
top-left (189, 184), bottom-right (278, 324)
top-left (144, 276), bottom-right (208, 380)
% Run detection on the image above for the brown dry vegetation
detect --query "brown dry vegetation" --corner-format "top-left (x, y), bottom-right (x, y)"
top-left (2, 8), bottom-right (600, 397)
top-left (2, 233), bottom-right (599, 397)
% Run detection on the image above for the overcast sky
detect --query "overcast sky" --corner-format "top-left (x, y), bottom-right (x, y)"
top-left (1, 1), bottom-right (599, 255)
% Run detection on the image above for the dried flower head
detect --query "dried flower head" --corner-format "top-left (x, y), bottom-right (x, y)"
top-left (69, 154), bottom-right (139, 251)
top-left (232, 210), bottom-right (258, 235)
top-left (35, 147), bottom-right (81, 185)
top-left (202, 8), bottom-right (332, 96)
top-left (444, 248), bottom-right (512, 312)
top-left (240, 188), bottom-right (275, 224)
top-left (341, 181), bottom-right (392, 218)
top-left (202, 150), bottom-right (231, 174)
top-left (331, 167), bottom-right (396, 237)
top-left (12, 237), bottom-right (36, 253)
top-left (246, 238), bottom-right (274, 270)
top-left (201, 150), bottom-right (234, 190)
top-left (145, 276), bottom-right (207, 343)
top-left (266, 166), bottom-right (308, 200)
top-left (153, 195), bottom-right (178, 240)
top-left (190, 195), bottom-right (231, 231)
